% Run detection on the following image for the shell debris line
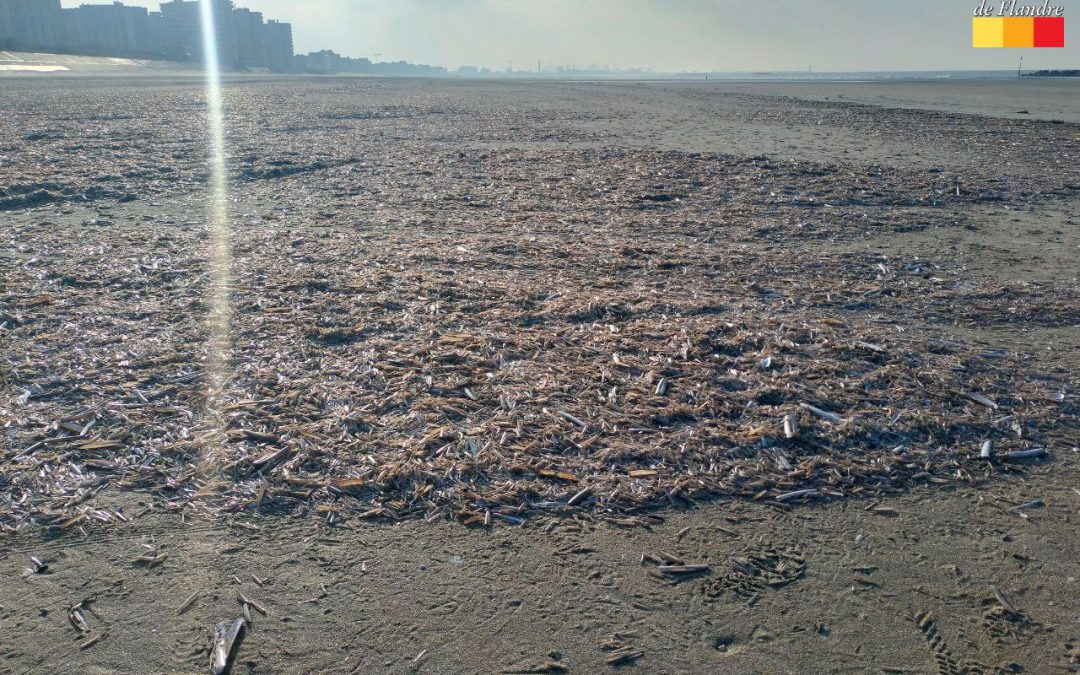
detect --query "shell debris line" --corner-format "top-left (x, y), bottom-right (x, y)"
top-left (1, 81), bottom-right (1077, 531)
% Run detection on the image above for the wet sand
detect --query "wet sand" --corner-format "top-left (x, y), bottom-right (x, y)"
top-left (668, 78), bottom-right (1080, 123)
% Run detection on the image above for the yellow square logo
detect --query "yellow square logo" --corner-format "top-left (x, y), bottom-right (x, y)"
top-left (973, 17), bottom-right (1005, 47)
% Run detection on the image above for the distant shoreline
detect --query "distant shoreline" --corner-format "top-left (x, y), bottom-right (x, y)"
top-left (1, 52), bottom-right (1076, 81)
top-left (1023, 69), bottom-right (1080, 77)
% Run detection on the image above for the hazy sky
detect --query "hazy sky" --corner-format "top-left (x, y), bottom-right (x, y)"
top-left (62, 0), bottom-right (1079, 71)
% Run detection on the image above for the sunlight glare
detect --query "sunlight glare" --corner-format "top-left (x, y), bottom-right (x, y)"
top-left (198, 0), bottom-right (232, 463)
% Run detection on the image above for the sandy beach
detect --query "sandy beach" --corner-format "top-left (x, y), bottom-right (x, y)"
top-left (1, 76), bottom-right (1078, 674)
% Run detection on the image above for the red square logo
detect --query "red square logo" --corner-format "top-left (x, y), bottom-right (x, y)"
top-left (1034, 17), bottom-right (1065, 47)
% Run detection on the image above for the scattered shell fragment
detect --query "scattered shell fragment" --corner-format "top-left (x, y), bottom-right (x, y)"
top-left (567, 487), bottom-right (592, 507)
top-left (990, 584), bottom-right (1018, 615)
top-left (1004, 448), bottom-right (1046, 460)
top-left (658, 564), bottom-right (710, 575)
top-left (211, 618), bottom-right (245, 675)
top-left (775, 488), bottom-right (816, 502)
top-left (783, 413), bottom-right (798, 439)
top-left (177, 590), bottom-right (200, 615)
top-left (799, 403), bottom-right (843, 424)
top-left (960, 391), bottom-right (998, 410)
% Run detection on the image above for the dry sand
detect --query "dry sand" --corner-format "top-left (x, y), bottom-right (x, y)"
top-left (1, 76), bottom-right (1078, 674)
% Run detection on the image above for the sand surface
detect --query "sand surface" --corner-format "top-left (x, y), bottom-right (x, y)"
top-left (1, 77), bottom-right (1078, 674)
top-left (670, 78), bottom-right (1080, 123)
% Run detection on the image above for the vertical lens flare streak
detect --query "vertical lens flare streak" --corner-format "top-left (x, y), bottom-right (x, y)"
top-left (199, 0), bottom-right (231, 452)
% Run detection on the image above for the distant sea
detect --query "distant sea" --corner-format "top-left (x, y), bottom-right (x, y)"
top-left (548, 70), bottom-right (1057, 82)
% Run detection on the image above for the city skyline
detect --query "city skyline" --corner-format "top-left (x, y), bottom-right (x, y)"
top-left (4, 0), bottom-right (295, 69)
top-left (2, 0), bottom-right (456, 74)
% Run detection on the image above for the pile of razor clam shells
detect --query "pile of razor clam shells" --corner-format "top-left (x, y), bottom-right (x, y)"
top-left (1, 79), bottom-right (1076, 531)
